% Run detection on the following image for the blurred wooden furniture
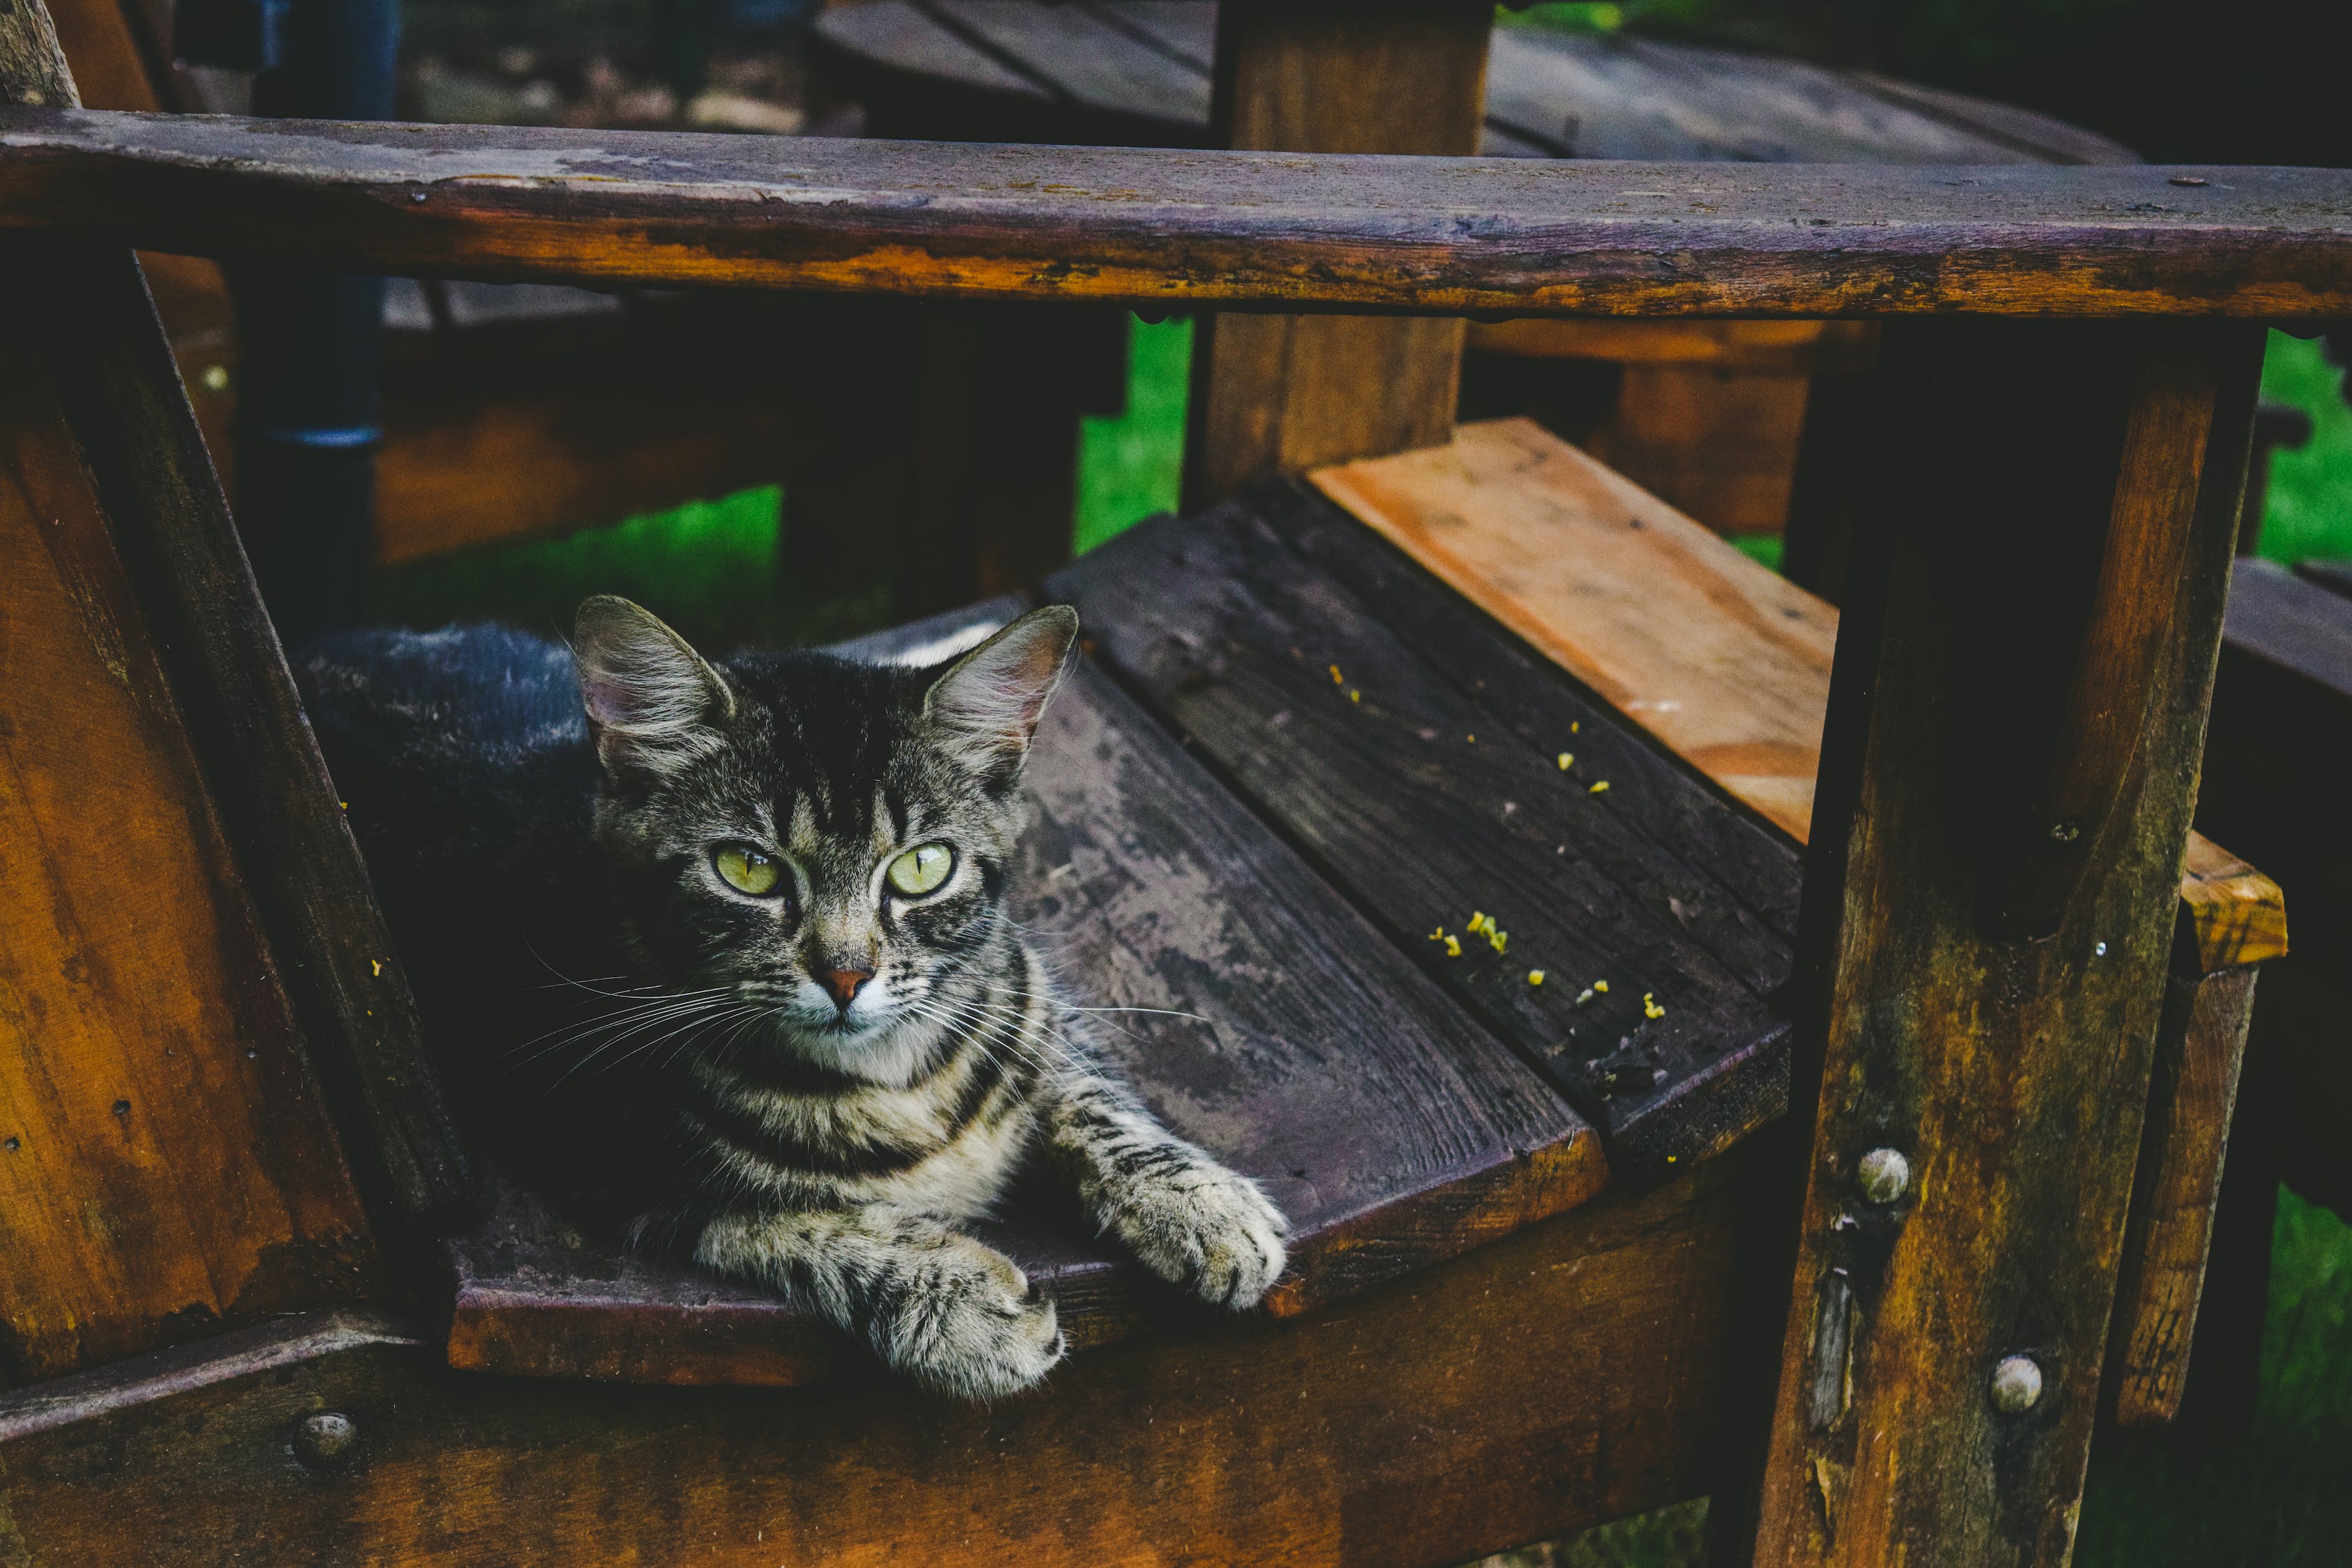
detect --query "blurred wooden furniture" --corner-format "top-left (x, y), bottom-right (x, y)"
top-left (2, 0), bottom-right (2346, 1555)
top-left (815, 0), bottom-right (2135, 530)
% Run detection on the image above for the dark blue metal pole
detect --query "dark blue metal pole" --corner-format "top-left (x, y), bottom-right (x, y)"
top-left (231, 0), bottom-right (399, 643)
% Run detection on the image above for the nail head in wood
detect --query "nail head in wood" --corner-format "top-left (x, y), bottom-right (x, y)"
top-left (1990, 1355), bottom-right (2044, 1415)
top-left (1857, 1146), bottom-right (1911, 1205)
top-left (293, 1411), bottom-right (360, 1471)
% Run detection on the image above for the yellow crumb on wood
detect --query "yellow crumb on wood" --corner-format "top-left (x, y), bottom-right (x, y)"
top-left (1589, 781), bottom-right (1611, 794)
top-left (1444, 934), bottom-right (1462, 957)
top-left (1593, 980), bottom-right (1609, 994)
top-left (1643, 992), bottom-right (1666, 1020)
top-left (1528, 970), bottom-right (1546, 985)
top-left (1557, 753), bottom-right (1573, 770)
top-left (1348, 689), bottom-right (1361, 702)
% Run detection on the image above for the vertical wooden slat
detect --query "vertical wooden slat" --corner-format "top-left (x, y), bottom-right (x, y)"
top-left (1183, 0), bottom-right (1491, 507)
top-left (1731, 319), bottom-right (2263, 1566)
top-left (0, 0), bottom-right (472, 1232)
top-left (0, 287), bottom-right (380, 1386)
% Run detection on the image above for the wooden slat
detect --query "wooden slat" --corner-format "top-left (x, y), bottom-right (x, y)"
top-left (406, 631), bottom-right (1601, 1385)
top-left (4, 111), bottom-right (2350, 316)
top-left (0, 300), bottom-right (379, 1384)
top-left (928, 0), bottom-right (1210, 128)
top-left (1484, 26), bottom-right (2123, 165)
top-left (1733, 318), bottom-right (2263, 1567)
top-left (815, 0), bottom-right (1050, 100)
top-left (1309, 418), bottom-right (2287, 960)
top-left (3, 1148), bottom-right (1762, 1568)
top-left (2108, 962), bottom-right (2259, 1424)
top-left (1054, 495), bottom-right (1797, 1183)
top-left (1316, 419), bottom-right (1834, 840)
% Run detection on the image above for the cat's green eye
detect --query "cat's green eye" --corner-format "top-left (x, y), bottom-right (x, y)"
top-left (714, 844), bottom-right (783, 898)
top-left (886, 843), bottom-right (954, 898)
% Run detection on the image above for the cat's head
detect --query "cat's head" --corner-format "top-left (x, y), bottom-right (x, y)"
top-left (571, 596), bottom-right (1077, 1084)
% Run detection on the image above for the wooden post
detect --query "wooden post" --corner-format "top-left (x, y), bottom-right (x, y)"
top-left (1727, 319), bottom-right (2264, 1566)
top-left (1183, 0), bottom-right (1491, 507)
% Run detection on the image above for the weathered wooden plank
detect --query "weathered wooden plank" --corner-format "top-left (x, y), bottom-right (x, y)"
top-left (2108, 961), bottom-right (2259, 1424)
top-left (3, 1146), bottom-right (1760, 1568)
top-left (1465, 318), bottom-right (1881, 374)
top-left (1315, 420), bottom-right (1836, 840)
top-left (0, 0), bottom-right (472, 1231)
top-left (5, 110), bottom-right (2348, 316)
top-left (1309, 418), bottom-right (2285, 969)
top-left (0, 300), bottom-right (379, 1385)
top-left (928, 0), bottom-right (1210, 129)
top-left (1054, 497), bottom-right (1794, 1183)
top-left (1731, 318), bottom-right (2263, 1567)
top-left (431, 637), bottom-right (1602, 1384)
top-left (1183, 0), bottom-right (1489, 505)
top-left (1484, 26), bottom-right (2125, 165)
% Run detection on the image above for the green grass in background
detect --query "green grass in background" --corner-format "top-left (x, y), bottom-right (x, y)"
top-left (361, 483), bottom-right (789, 652)
top-left (1075, 315), bottom-right (1194, 553)
top-left (2257, 329), bottom-right (2352, 564)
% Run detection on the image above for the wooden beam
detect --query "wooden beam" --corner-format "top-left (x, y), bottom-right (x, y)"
top-left (0, 1147), bottom-right (1765, 1567)
top-left (1183, 0), bottom-right (1491, 504)
top-left (0, 0), bottom-right (472, 1230)
top-left (1737, 319), bottom-right (2263, 1566)
top-left (3, 110), bottom-right (2350, 317)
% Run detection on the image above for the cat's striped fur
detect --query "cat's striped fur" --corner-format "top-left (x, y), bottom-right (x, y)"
top-left (296, 601), bottom-right (1285, 1399)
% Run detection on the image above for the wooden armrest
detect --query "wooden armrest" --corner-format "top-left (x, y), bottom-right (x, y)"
top-left (3, 109), bottom-right (2351, 314)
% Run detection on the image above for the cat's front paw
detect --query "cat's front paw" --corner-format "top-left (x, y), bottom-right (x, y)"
top-left (871, 1236), bottom-right (1065, 1401)
top-left (1107, 1159), bottom-right (1289, 1309)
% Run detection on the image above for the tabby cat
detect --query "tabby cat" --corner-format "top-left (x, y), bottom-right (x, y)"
top-left (295, 598), bottom-right (1287, 1399)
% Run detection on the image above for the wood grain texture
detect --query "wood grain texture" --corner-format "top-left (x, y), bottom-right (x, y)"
top-left (0, 309), bottom-right (378, 1385)
top-left (445, 651), bottom-right (1603, 1384)
top-left (2176, 834), bottom-right (2289, 972)
top-left (1314, 419), bottom-right (1837, 840)
top-left (6, 111), bottom-right (2346, 316)
top-left (4, 1146), bottom-right (1762, 1568)
top-left (1309, 418), bottom-right (2283, 965)
top-left (1184, 0), bottom-right (1489, 505)
top-left (0, 0), bottom-right (472, 1229)
top-left (1054, 493), bottom-right (1796, 1185)
top-left (822, 1), bottom-right (2130, 165)
top-left (2108, 963), bottom-right (2259, 1424)
top-left (1737, 318), bottom-right (2263, 1568)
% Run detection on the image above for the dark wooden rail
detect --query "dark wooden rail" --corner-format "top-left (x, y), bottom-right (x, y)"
top-left (3, 109), bottom-right (2351, 316)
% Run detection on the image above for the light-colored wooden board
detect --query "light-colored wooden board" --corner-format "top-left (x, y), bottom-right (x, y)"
top-left (1312, 417), bottom-right (1834, 840)
top-left (1309, 416), bottom-right (2284, 960)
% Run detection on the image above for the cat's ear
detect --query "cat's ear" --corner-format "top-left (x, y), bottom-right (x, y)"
top-left (923, 606), bottom-right (1078, 778)
top-left (573, 596), bottom-right (735, 775)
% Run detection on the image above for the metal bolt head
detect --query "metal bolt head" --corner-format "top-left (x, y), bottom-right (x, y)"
top-left (1990, 1355), bottom-right (2044, 1414)
top-left (1857, 1146), bottom-right (1912, 1205)
top-left (293, 1411), bottom-right (360, 1471)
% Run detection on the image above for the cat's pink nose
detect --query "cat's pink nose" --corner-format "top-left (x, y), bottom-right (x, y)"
top-left (820, 967), bottom-right (873, 1006)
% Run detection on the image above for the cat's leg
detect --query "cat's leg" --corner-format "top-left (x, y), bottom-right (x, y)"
top-left (1043, 1063), bottom-right (1289, 1309)
top-left (694, 1204), bottom-right (1063, 1399)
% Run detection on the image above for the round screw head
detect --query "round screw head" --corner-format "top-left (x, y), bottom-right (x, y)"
top-left (1857, 1146), bottom-right (1911, 1205)
top-left (1990, 1355), bottom-right (2044, 1414)
top-left (293, 1411), bottom-right (360, 1470)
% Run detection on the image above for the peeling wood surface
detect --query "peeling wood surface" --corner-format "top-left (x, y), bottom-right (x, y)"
top-left (1, 109), bottom-right (2350, 315)
top-left (1054, 489), bottom-right (1797, 1184)
top-left (445, 652), bottom-right (1602, 1385)
top-left (1, 1153), bottom-right (1760, 1568)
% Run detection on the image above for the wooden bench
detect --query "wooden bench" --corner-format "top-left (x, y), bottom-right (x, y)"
top-left (2, 0), bottom-right (2349, 1558)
